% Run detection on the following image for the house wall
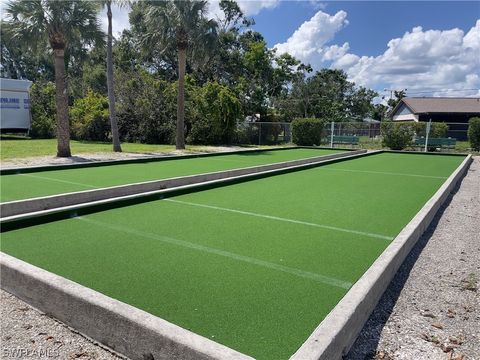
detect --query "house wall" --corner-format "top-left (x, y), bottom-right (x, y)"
top-left (392, 114), bottom-right (419, 121)
top-left (392, 103), bottom-right (419, 121)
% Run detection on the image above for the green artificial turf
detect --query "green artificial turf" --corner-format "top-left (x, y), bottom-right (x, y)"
top-left (0, 148), bottom-right (341, 202)
top-left (0, 152), bottom-right (465, 359)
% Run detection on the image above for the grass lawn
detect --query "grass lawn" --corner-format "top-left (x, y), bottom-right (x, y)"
top-left (0, 137), bottom-right (250, 161)
top-left (358, 136), bottom-right (383, 150)
top-left (0, 152), bottom-right (465, 359)
top-left (0, 136), bottom-right (475, 162)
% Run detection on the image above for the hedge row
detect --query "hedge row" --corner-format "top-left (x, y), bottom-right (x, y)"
top-left (469, 117), bottom-right (480, 151)
top-left (291, 118), bottom-right (325, 146)
top-left (380, 121), bottom-right (450, 150)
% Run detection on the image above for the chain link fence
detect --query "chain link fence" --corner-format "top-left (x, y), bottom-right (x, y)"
top-left (236, 121), bottom-right (380, 146)
top-left (235, 122), bottom-right (292, 145)
top-left (236, 121), bottom-right (468, 149)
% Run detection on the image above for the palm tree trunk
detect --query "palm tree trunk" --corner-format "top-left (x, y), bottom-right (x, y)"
top-left (106, 1), bottom-right (122, 152)
top-left (176, 47), bottom-right (186, 150)
top-left (53, 48), bottom-right (71, 157)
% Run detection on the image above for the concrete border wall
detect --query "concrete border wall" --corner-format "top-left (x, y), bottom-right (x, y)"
top-left (0, 253), bottom-right (253, 360)
top-left (290, 154), bottom-right (473, 360)
top-left (1, 150), bottom-right (366, 218)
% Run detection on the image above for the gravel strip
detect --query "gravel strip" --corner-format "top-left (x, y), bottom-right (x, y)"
top-left (1, 156), bottom-right (478, 360)
top-left (347, 157), bottom-right (480, 360)
top-left (0, 146), bottom-right (248, 170)
top-left (0, 290), bottom-right (125, 360)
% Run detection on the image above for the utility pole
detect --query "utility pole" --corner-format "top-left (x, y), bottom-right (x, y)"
top-left (383, 88), bottom-right (408, 102)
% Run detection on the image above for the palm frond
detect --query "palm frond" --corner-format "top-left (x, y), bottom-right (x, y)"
top-left (4, 0), bottom-right (104, 53)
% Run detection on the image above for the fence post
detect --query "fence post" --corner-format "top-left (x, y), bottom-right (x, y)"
top-left (424, 119), bottom-right (432, 153)
top-left (258, 122), bottom-right (262, 145)
top-left (330, 121), bottom-right (334, 148)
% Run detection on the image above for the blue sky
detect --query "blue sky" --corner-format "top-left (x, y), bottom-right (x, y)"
top-left (103, 0), bottom-right (477, 99)
top-left (250, 1), bottom-right (479, 99)
top-left (2, 0), bottom-right (478, 99)
top-left (253, 1), bottom-right (479, 56)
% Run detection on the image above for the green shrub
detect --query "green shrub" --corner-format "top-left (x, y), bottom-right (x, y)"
top-left (234, 122), bottom-right (260, 145)
top-left (414, 122), bottom-right (449, 138)
top-left (115, 70), bottom-right (175, 144)
top-left (188, 82), bottom-right (242, 145)
top-left (431, 122), bottom-right (449, 138)
top-left (70, 90), bottom-right (110, 141)
top-left (381, 121), bottom-right (415, 150)
top-left (292, 118), bottom-right (325, 146)
top-left (29, 82), bottom-right (56, 138)
top-left (468, 117), bottom-right (480, 151)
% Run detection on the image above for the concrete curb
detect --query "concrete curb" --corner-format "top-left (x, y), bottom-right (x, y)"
top-left (0, 253), bottom-right (253, 360)
top-left (290, 154), bottom-right (473, 360)
top-left (1, 150), bottom-right (366, 218)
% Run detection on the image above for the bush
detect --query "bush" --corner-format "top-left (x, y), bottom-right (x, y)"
top-left (115, 70), bottom-right (175, 144)
top-left (188, 82), bottom-right (241, 145)
top-left (414, 122), bottom-right (449, 138)
top-left (468, 117), bottom-right (480, 151)
top-left (70, 90), bottom-right (110, 141)
top-left (292, 118), bottom-right (325, 146)
top-left (431, 122), bottom-right (449, 138)
top-left (381, 121), bottom-right (415, 150)
top-left (29, 82), bottom-right (56, 138)
top-left (234, 122), bottom-right (259, 145)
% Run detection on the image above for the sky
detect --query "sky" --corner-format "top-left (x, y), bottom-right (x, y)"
top-left (2, 1), bottom-right (479, 100)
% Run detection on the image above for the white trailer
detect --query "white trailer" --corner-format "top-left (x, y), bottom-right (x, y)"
top-left (0, 78), bottom-right (33, 132)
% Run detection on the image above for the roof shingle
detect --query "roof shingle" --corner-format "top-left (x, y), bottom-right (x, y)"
top-left (401, 97), bottom-right (480, 114)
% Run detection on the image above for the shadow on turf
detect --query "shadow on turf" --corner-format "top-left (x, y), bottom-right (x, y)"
top-left (344, 175), bottom-right (466, 360)
top-left (0, 135), bottom-right (31, 140)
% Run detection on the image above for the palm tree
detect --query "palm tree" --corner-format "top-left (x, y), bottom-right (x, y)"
top-left (5, 0), bottom-right (102, 157)
top-left (101, 0), bottom-right (131, 153)
top-left (142, 0), bottom-right (217, 150)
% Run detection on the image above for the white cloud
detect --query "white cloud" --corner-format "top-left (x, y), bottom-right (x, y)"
top-left (238, 0), bottom-right (280, 16)
top-left (308, 1), bottom-right (328, 11)
top-left (99, 4), bottom-right (131, 37)
top-left (275, 9), bottom-right (479, 97)
top-left (334, 20), bottom-right (480, 96)
top-left (209, 0), bottom-right (280, 19)
top-left (273, 10), bottom-right (349, 69)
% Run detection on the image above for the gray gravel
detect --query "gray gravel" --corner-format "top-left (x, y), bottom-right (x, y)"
top-left (1, 157), bottom-right (478, 360)
top-left (0, 290), bottom-right (125, 360)
top-left (0, 146), bottom-right (248, 170)
top-left (347, 157), bottom-right (480, 360)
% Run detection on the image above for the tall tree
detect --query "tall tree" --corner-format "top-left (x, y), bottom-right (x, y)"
top-left (386, 89), bottom-right (407, 110)
top-left (5, 0), bottom-right (102, 157)
top-left (141, 0), bottom-right (217, 149)
top-left (101, 0), bottom-right (130, 152)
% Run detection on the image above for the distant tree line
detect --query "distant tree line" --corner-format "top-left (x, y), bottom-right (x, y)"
top-left (2, 0), bottom-right (380, 156)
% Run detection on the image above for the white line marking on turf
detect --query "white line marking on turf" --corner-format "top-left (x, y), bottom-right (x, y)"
top-left (165, 199), bottom-right (393, 241)
top-left (76, 217), bottom-right (352, 290)
top-left (323, 168), bottom-right (447, 179)
top-left (19, 173), bottom-right (97, 189)
top-left (207, 157), bottom-right (257, 164)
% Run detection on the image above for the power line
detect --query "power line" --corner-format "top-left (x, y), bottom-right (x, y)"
top-left (406, 88), bottom-right (479, 95)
